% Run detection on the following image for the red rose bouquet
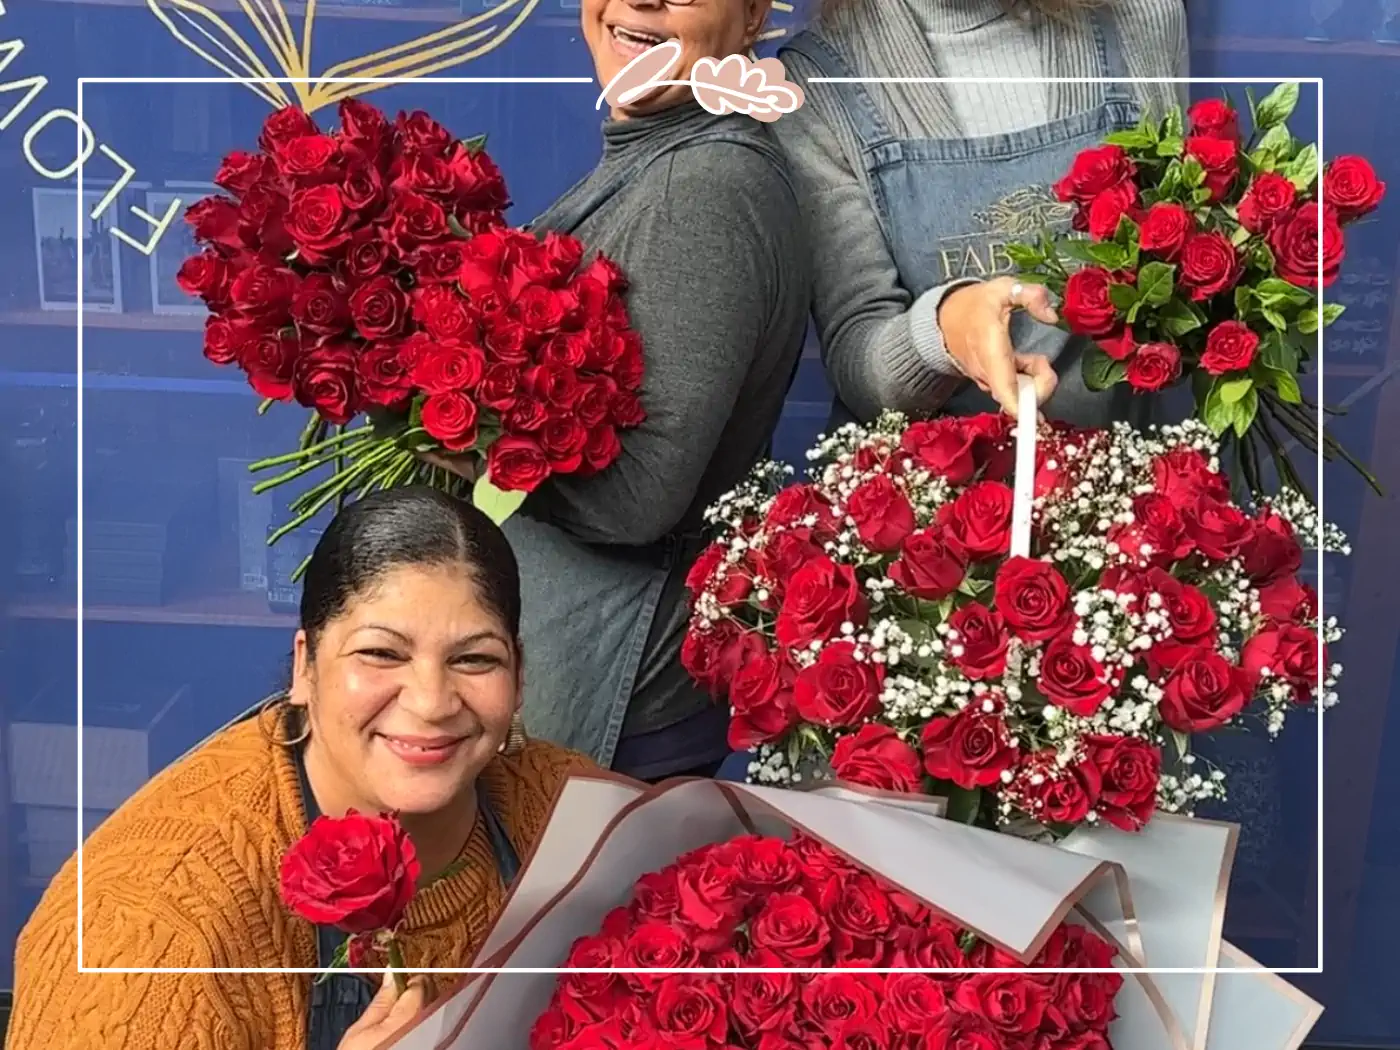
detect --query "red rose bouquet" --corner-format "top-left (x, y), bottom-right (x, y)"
top-left (681, 409), bottom-right (1347, 835)
top-left (529, 833), bottom-right (1123, 1050)
top-left (1009, 83), bottom-right (1383, 497)
top-left (180, 101), bottom-right (645, 560)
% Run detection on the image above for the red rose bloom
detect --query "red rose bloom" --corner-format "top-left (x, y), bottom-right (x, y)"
top-left (945, 604), bottom-right (1010, 681)
top-left (1083, 734), bottom-right (1160, 831)
top-left (184, 196), bottom-right (242, 252)
top-left (900, 418), bottom-right (977, 484)
top-left (1181, 493), bottom-right (1252, 561)
top-left (276, 133), bottom-right (341, 181)
top-left (1243, 508), bottom-right (1302, 585)
top-left (214, 150), bottom-right (273, 195)
top-left (925, 1005), bottom-right (1003, 1050)
top-left (386, 189), bottom-right (450, 254)
top-left (1012, 752), bottom-right (1102, 826)
top-left (731, 971), bottom-right (798, 1039)
top-left (921, 705), bottom-right (1019, 789)
top-left (421, 391), bottom-right (479, 452)
top-left (1061, 266), bottom-right (1121, 337)
top-left (995, 556), bottom-right (1072, 641)
top-left (239, 329), bottom-right (299, 401)
top-left (1270, 201), bottom-right (1345, 288)
top-left (279, 810), bottom-right (419, 934)
top-left (750, 892), bottom-right (831, 962)
top-left (728, 655), bottom-right (798, 749)
top-left (411, 342), bottom-right (486, 396)
top-left (286, 184), bottom-right (352, 262)
top-left (203, 316), bottom-right (251, 365)
top-left (1124, 342), bottom-right (1181, 393)
top-left (801, 973), bottom-right (880, 1035)
top-left (1258, 576), bottom-right (1317, 624)
top-left (1145, 570), bottom-right (1218, 672)
top-left (1086, 181), bottom-right (1140, 241)
top-left (293, 342), bottom-right (359, 425)
top-left (774, 556), bottom-right (868, 649)
top-left (1241, 623), bottom-right (1322, 702)
top-left (1185, 134), bottom-right (1239, 201)
top-left (258, 105), bottom-right (317, 153)
top-left (1188, 98), bottom-right (1240, 141)
top-left (1160, 650), bottom-right (1251, 731)
top-left (1179, 231), bottom-right (1243, 301)
top-left (1053, 144), bottom-right (1136, 206)
top-left (485, 435), bottom-right (551, 493)
top-left (230, 263), bottom-right (299, 324)
top-left (1324, 155), bottom-right (1386, 222)
top-left (793, 641), bottom-right (884, 728)
top-left (1039, 636), bottom-right (1114, 716)
top-left (846, 475), bottom-right (917, 553)
top-left (1108, 492), bottom-right (1191, 567)
top-left (941, 480), bottom-right (1014, 559)
top-left (176, 251), bottom-right (233, 305)
top-left (1237, 171), bottom-right (1297, 233)
top-left (888, 528), bottom-right (966, 601)
top-left (291, 273), bottom-right (352, 337)
top-left (348, 274), bottom-right (410, 340)
top-left (954, 973), bottom-right (1050, 1036)
top-left (1153, 447), bottom-right (1229, 507)
top-left (1137, 201), bottom-right (1194, 260)
top-left (831, 724), bottom-right (923, 793)
top-left (1200, 320), bottom-right (1260, 375)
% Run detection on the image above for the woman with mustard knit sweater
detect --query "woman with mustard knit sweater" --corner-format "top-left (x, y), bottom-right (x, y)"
top-left (8, 487), bottom-right (595, 1050)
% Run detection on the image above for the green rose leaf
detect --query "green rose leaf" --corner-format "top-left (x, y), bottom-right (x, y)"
top-left (1256, 277), bottom-right (1313, 307)
top-left (943, 785), bottom-right (984, 825)
top-left (1255, 82), bottom-right (1300, 129)
top-left (1219, 375), bottom-right (1254, 404)
top-left (1086, 242), bottom-right (1130, 270)
top-left (1104, 129), bottom-right (1156, 150)
top-left (1229, 224), bottom-right (1253, 248)
top-left (1164, 107), bottom-right (1185, 139)
top-left (1005, 242), bottom-right (1045, 268)
top-left (1202, 379), bottom-right (1233, 435)
top-left (1083, 344), bottom-right (1127, 391)
top-left (1253, 122), bottom-right (1294, 162)
top-left (1109, 282), bottom-right (1141, 311)
top-left (472, 471), bottom-right (528, 525)
top-left (1159, 298), bottom-right (1204, 337)
top-left (1266, 367), bottom-right (1303, 403)
top-left (1181, 155), bottom-right (1206, 189)
top-left (1285, 143), bottom-right (1319, 191)
top-left (1321, 302), bottom-right (1346, 326)
top-left (1261, 307), bottom-right (1288, 331)
top-left (1156, 136), bottom-right (1185, 157)
top-left (1232, 386), bottom-right (1260, 437)
top-left (1137, 261), bottom-right (1176, 306)
top-left (1234, 285), bottom-right (1255, 315)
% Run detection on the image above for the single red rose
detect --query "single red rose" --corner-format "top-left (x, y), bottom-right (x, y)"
top-left (1061, 266), bottom-right (1121, 337)
top-left (477, 363), bottom-right (522, 413)
top-left (1039, 636), bottom-right (1114, 716)
top-left (1011, 752), bottom-right (1102, 826)
top-left (728, 837), bottom-right (802, 894)
top-left (1137, 201), bottom-right (1194, 260)
top-left (1200, 320), bottom-right (1260, 375)
top-left (185, 196), bottom-right (243, 252)
top-left (347, 275), bottom-right (410, 340)
top-left (230, 263), bottom-right (299, 324)
top-left (793, 640), bottom-right (884, 728)
top-left (1083, 734), bottom-right (1160, 831)
top-left (767, 485), bottom-right (841, 540)
top-left (1237, 171), bottom-right (1297, 233)
top-left (945, 604), bottom-right (1010, 681)
top-left (673, 856), bottom-right (744, 948)
top-left (294, 342), bottom-right (359, 425)
top-left (621, 921), bottom-right (700, 970)
top-left (888, 921), bottom-right (966, 970)
top-left (291, 273), bottom-right (352, 337)
top-left (341, 229), bottom-right (394, 282)
top-left (1087, 181), bottom-right (1141, 241)
top-left (278, 809), bottom-right (419, 934)
top-left (1324, 155), bottom-right (1386, 222)
top-left (203, 316), bottom-right (253, 366)
top-left (511, 284), bottom-right (568, 336)
top-left (888, 528), bottom-right (966, 601)
top-left (607, 331), bottom-right (645, 392)
top-left (396, 110), bottom-right (455, 155)
top-left (921, 705), bottom-right (1019, 789)
top-left (731, 971), bottom-right (799, 1039)
top-left (414, 242), bottom-right (469, 287)
top-left (239, 329), bottom-right (300, 401)
top-left (286, 184), bottom-right (353, 263)
top-left (925, 1008), bottom-right (1002, 1050)
top-left (258, 106), bottom-right (318, 154)
top-left (421, 392), bottom-right (480, 452)
top-left (1108, 492), bottom-right (1191, 567)
top-left (1185, 134), bottom-right (1239, 201)
top-left (1181, 493), bottom-right (1252, 561)
top-left (801, 973), bottom-right (881, 1035)
top-left (544, 331), bottom-right (593, 370)
top-left (846, 475), bottom-right (917, 553)
top-left (820, 872), bottom-right (894, 959)
top-left (685, 543), bottom-right (726, 596)
top-left (1144, 569), bottom-right (1218, 671)
top-left (1099, 326), bottom-right (1137, 362)
top-left (176, 251), bottom-right (234, 305)
top-left (1125, 341), bottom-right (1182, 392)
top-left (1241, 623), bottom-right (1322, 702)
top-left (449, 143), bottom-right (511, 212)
top-left (1179, 231), bottom-right (1243, 301)
top-left (1270, 202), bottom-right (1345, 288)
top-left (237, 182), bottom-right (294, 255)
top-left (503, 394), bottom-right (547, 434)
top-left (338, 98), bottom-right (392, 153)
top-left (750, 892), bottom-right (831, 962)
top-left (581, 426), bottom-right (623, 475)
top-left (392, 150), bottom-right (457, 200)
top-left (539, 230), bottom-right (586, 283)
top-left (630, 869), bottom-right (681, 923)
top-left (414, 284), bottom-right (477, 344)
top-left (525, 363), bottom-right (582, 409)
top-left (1243, 507), bottom-right (1303, 585)
top-left (1188, 98), bottom-right (1240, 141)
top-left (485, 435), bottom-right (551, 493)
top-left (579, 253), bottom-right (629, 295)
top-left (411, 342), bottom-right (486, 395)
top-left (1257, 576), bottom-right (1317, 624)
top-left (681, 621), bottom-right (734, 693)
top-left (880, 974), bottom-right (948, 1033)
top-left (356, 343), bottom-right (414, 409)
top-left (386, 189), bottom-right (450, 254)
top-left (941, 480), bottom-right (1014, 559)
top-left (1153, 447), bottom-right (1229, 507)
top-left (755, 531), bottom-right (824, 603)
top-left (995, 556), bottom-right (1072, 641)
top-left (276, 133), bottom-right (341, 182)
top-left (483, 318), bottom-right (532, 365)
top-left (539, 418), bottom-right (589, 472)
top-left (727, 663), bottom-right (798, 749)
top-left (831, 724), bottom-right (923, 793)
top-left (774, 556), bottom-right (868, 649)
top-left (1052, 144), bottom-right (1136, 206)
top-left (1160, 650), bottom-right (1251, 731)
top-left (214, 150), bottom-right (274, 196)
top-left (900, 418), bottom-right (977, 484)
top-left (954, 973), bottom-right (1050, 1036)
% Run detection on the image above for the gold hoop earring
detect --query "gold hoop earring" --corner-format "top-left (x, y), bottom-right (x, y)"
top-left (498, 712), bottom-right (527, 757)
top-left (257, 694), bottom-right (310, 748)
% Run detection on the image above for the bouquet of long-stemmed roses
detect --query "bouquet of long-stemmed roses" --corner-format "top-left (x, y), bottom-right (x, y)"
top-left (1008, 82), bottom-right (1384, 498)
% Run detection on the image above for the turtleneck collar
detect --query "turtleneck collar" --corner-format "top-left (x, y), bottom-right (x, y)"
top-left (600, 99), bottom-right (714, 161)
top-left (911, 0), bottom-right (1018, 35)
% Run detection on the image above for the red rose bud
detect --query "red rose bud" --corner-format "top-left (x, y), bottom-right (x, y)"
top-left (258, 105), bottom-right (318, 154)
top-left (1039, 636), bottom-right (1115, 716)
top-left (229, 263), bottom-right (299, 324)
top-left (214, 150), bottom-right (274, 196)
top-left (792, 640), bottom-right (884, 728)
top-left (1179, 231), bottom-right (1243, 301)
top-left (1188, 98), bottom-right (1239, 141)
top-left (421, 391), bottom-right (480, 452)
top-left (774, 556), bottom-right (868, 649)
top-left (278, 810), bottom-right (420, 935)
top-left (1010, 751), bottom-right (1101, 826)
top-left (1061, 266), bottom-right (1121, 337)
top-left (921, 705), bottom-right (1019, 789)
top-left (994, 556), bottom-right (1073, 642)
top-left (237, 183), bottom-right (293, 256)
top-left (1184, 135), bottom-right (1239, 202)
top-left (1052, 143), bottom-right (1136, 205)
top-left (1269, 201), bottom-right (1344, 288)
top-left (276, 133), bottom-right (342, 181)
top-left (887, 528), bottom-right (966, 601)
top-left (349, 274), bottom-right (411, 340)
top-left (485, 435), bottom-right (551, 492)
top-left (185, 196), bottom-right (242, 252)
top-left (1199, 319), bottom-right (1259, 375)
top-left (396, 110), bottom-right (455, 155)
top-left (449, 144), bottom-right (510, 212)
top-left (1241, 623), bottom-right (1322, 702)
top-left (340, 164), bottom-right (385, 214)
top-left (1137, 201), bottom-right (1194, 260)
top-left (339, 98), bottom-right (391, 146)
top-left (1083, 734), bottom-right (1160, 831)
top-left (1086, 181), bottom-right (1140, 241)
top-left (1159, 650), bottom-right (1251, 731)
top-left (176, 251), bottom-right (233, 305)
top-left (845, 474), bottom-right (916, 553)
top-left (1324, 155), bottom-right (1385, 222)
top-left (240, 329), bottom-right (299, 401)
top-left (1237, 171), bottom-right (1297, 233)
top-left (293, 342), bottom-right (360, 425)
top-left (830, 724), bottom-right (924, 793)
top-left (945, 604), bottom-right (1010, 680)
top-left (292, 273), bottom-right (352, 337)
top-left (1124, 341), bottom-right (1181, 392)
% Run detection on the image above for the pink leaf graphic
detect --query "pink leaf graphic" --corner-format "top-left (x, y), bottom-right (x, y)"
top-left (689, 54), bottom-right (805, 123)
top-left (597, 39), bottom-right (683, 111)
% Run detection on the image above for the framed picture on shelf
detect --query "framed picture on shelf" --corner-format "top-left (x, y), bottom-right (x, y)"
top-left (148, 182), bottom-right (215, 316)
top-left (31, 186), bottom-right (124, 313)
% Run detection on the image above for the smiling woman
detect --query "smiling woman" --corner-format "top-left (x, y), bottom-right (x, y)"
top-left (6, 488), bottom-right (598, 1050)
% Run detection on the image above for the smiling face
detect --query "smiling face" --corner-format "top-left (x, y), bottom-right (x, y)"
top-left (584, 0), bottom-right (771, 119)
top-left (290, 562), bottom-right (519, 825)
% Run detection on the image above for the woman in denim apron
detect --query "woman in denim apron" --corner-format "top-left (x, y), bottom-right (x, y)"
top-left (775, 0), bottom-right (1187, 430)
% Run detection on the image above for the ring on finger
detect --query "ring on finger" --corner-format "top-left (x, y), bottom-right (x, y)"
top-left (1008, 281), bottom-right (1024, 306)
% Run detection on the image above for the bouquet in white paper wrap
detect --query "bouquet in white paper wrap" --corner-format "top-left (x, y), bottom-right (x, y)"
top-left (378, 775), bottom-right (1321, 1050)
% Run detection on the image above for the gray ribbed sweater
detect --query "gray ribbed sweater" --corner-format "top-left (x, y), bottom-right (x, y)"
top-left (775, 0), bottom-right (1190, 423)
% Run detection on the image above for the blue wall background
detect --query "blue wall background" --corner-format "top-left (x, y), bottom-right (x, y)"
top-left (0, 0), bottom-right (1397, 1043)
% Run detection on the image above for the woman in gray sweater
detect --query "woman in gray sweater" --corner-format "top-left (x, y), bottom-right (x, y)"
top-left (503, 0), bottom-right (809, 778)
top-left (774, 0), bottom-right (1187, 426)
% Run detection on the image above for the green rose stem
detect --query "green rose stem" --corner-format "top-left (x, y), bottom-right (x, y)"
top-left (271, 442), bottom-right (402, 548)
top-left (250, 425), bottom-right (372, 472)
top-left (385, 939), bottom-right (407, 995)
top-left (250, 438), bottom-right (376, 494)
top-left (299, 413), bottom-right (325, 452)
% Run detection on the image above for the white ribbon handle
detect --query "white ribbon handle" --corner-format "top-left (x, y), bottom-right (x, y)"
top-left (1010, 374), bottom-right (1037, 561)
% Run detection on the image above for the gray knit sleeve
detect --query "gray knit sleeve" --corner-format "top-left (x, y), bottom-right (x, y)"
top-left (773, 71), bottom-right (973, 424)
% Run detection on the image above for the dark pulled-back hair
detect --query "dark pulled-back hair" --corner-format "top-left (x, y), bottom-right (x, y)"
top-left (299, 486), bottom-right (522, 651)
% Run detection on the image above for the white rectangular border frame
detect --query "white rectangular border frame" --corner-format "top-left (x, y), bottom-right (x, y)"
top-left (76, 74), bottom-right (1325, 975)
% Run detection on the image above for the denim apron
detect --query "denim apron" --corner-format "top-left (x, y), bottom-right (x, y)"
top-left (512, 125), bottom-right (792, 772)
top-left (294, 744), bottom-right (521, 1050)
top-left (783, 9), bottom-right (1146, 431)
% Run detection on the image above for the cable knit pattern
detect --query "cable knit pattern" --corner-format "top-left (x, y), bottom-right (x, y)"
top-left (7, 718), bottom-right (595, 1050)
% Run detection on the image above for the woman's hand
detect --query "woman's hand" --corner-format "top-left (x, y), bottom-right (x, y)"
top-left (419, 450), bottom-right (479, 483)
top-left (336, 973), bottom-right (438, 1050)
top-left (936, 277), bottom-right (1061, 418)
